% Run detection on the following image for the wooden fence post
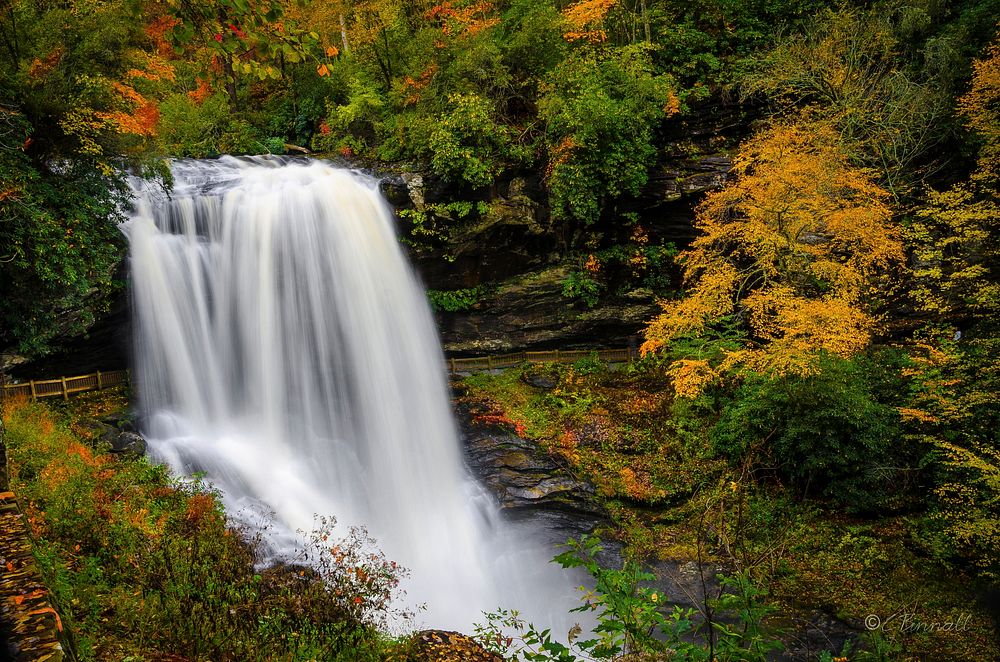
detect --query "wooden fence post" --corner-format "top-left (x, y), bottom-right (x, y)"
top-left (29, 380), bottom-right (36, 401)
top-left (96, 370), bottom-right (102, 390)
top-left (60, 376), bottom-right (68, 401)
top-left (487, 355), bottom-right (494, 370)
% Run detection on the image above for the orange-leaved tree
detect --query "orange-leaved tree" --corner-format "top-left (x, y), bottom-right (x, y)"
top-left (642, 120), bottom-right (904, 397)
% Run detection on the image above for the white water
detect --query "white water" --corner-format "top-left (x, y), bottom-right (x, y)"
top-left (123, 156), bottom-right (581, 633)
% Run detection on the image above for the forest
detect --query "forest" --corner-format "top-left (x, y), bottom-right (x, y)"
top-left (1, 0), bottom-right (1000, 660)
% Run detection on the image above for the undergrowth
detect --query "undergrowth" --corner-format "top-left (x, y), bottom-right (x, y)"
top-left (459, 360), bottom-right (1000, 660)
top-left (0, 392), bottom-right (413, 661)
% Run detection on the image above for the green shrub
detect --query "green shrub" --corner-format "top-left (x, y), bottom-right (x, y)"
top-left (427, 285), bottom-right (490, 312)
top-left (561, 270), bottom-right (602, 307)
top-left (561, 241), bottom-right (679, 308)
top-left (711, 353), bottom-right (906, 513)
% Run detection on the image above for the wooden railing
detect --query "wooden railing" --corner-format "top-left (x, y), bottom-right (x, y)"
top-left (0, 346), bottom-right (636, 401)
top-left (1, 369), bottom-right (129, 402)
top-left (446, 347), bottom-right (635, 373)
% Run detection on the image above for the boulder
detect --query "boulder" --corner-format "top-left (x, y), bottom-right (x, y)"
top-left (100, 425), bottom-right (122, 448)
top-left (101, 410), bottom-right (135, 433)
top-left (408, 630), bottom-right (503, 662)
top-left (520, 365), bottom-right (558, 390)
top-left (76, 419), bottom-right (119, 445)
top-left (110, 432), bottom-right (147, 458)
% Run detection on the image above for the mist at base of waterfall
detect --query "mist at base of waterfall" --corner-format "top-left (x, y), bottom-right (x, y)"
top-left (124, 156), bottom-right (587, 634)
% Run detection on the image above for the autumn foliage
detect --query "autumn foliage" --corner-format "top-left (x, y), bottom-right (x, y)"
top-left (1, 394), bottom-right (408, 660)
top-left (562, 0), bottom-right (618, 43)
top-left (643, 121), bottom-right (904, 393)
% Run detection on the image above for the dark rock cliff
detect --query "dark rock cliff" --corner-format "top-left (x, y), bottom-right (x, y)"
top-left (436, 266), bottom-right (656, 354)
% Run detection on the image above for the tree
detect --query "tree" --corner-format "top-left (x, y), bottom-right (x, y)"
top-left (642, 120), bottom-right (904, 395)
top-left (164, 0), bottom-right (330, 106)
top-left (539, 43), bottom-right (677, 229)
top-left (743, 7), bottom-right (952, 196)
top-left (0, 0), bottom-right (169, 354)
top-left (903, 37), bottom-right (1000, 585)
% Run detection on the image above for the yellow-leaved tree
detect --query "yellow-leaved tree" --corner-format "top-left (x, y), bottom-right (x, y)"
top-left (642, 121), bottom-right (904, 397)
top-left (904, 37), bottom-right (1000, 583)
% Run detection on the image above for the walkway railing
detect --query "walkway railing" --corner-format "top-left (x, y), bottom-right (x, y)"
top-left (1, 347), bottom-right (637, 401)
top-left (1, 369), bottom-right (129, 402)
top-left (447, 347), bottom-right (635, 373)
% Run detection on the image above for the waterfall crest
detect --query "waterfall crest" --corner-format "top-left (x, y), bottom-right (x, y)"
top-left (124, 156), bottom-right (579, 631)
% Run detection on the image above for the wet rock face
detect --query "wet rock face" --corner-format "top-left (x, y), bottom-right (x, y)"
top-left (456, 400), bottom-right (605, 544)
top-left (466, 432), bottom-right (595, 513)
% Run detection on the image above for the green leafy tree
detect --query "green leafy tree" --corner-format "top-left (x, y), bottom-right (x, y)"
top-left (0, 0), bottom-right (165, 354)
top-left (165, 0), bottom-right (331, 106)
top-left (540, 43), bottom-right (677, 228)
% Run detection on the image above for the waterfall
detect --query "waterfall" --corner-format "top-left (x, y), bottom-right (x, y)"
top-left (123, 156), bottom-right (581, 632)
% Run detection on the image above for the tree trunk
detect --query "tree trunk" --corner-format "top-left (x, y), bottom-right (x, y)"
top-left (339, 13), bottom-right (350, 55)
top-left (223, 58), bottom-right (239, 108)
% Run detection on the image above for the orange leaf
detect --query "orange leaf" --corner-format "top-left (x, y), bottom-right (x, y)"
top-left (326, 46), bottom-right (339, 57)
top-left (13, 595), bottom-right (24, 605)
top-left (316, 63), bottom-right (330, 77)
top-left (5, 562), bottom-right (14, 572)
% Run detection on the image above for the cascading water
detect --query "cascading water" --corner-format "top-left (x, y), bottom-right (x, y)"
top-left (123, 156), bottom-right (582, 632)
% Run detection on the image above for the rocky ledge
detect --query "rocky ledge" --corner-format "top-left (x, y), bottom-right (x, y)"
top-left (454, 391), bottom-right (860, 659)
top-left (439, 266), bottom-right (657, 354)
top-left (457, 399), bottom-right (603, 529)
